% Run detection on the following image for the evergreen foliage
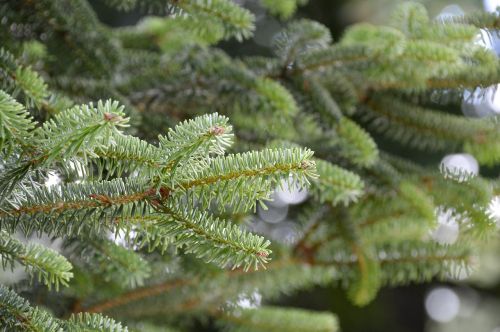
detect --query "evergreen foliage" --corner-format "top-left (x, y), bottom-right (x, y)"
top-left (0, 231), bottom-right (72, 290)
top-left (0, 0), bottom-right (499, 330)
top-left (220, 306), bottom-right (338, 332)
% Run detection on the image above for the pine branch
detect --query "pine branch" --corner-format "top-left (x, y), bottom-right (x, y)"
top-left (221, 306), bottom-right (338, 332)
top-left (128, 322), bottom-right (180, 332)
top-left (419, 24), bottom-right (478, 48)
top-left (99, 0), bottom-right (167, 12)
top-left (176, 0), bottom-right (255, 41)
top-left (334, 117), bottom-right (379, 167)
top-left (293, 204), bottom-right (330, 255)
top-left (0, 48), bottom-right (48, 109)
top-left (311, 199), bottom-right (430, 253)
top-left (101, 0), bottom-right (255, 41)
top-left (297, 76), bottom-right (343, 121)
top-left (2, 0), bottom-right (499, 326)
top-left (159, 112), bottom-right (233, 177)
top-left (322, 241), bottom-right (473, 285)
top-left (361, 94), bottom-right (500, 160)
top-left (377, 241), bottom-right (472, 285)
top-left (293, 4), bottom-right (498, 94)
top-left (0, 231), bottom-right (73, 290)
top-left (88, 112), bottom-right (232, 180)
top-left (196, 50), bottom-right (300, 119)
top-left (338, 217), bottom-right (381, 306)
top-left (0, 285), bottom-right (62, 331)
top-left (290, 75), bottom-right (378, 166)
top-left (385, 153), bottom-right (492, 209)
top-left (311, 159), bottom-right (364, 206)
top-left (0, 178), bottom-right (153, 236)
top-left (83, 278), bottom-right (191, 314)
top-left (272, 19), bottom-right (331, 63)
top-left (397, 181), bottom-right (436, 224)
top-left (70, 237), bottom-right (151, 288)
top-left (392, 3), bottom-right (484, 49)
top-left (117, 49), bottom-right (300, 134)
top-left (373, 49), bottom-right (499, 91)
top-left (65, 313), bottom-right (128, 332)
top-left (0, 100), bottom-right (130, 200)
top-left (25, 0), bottom-right (121, 77)
top-left (160, 113), bottom-right (232, 156)
top-left (93, 134), bottom-right (164, 179)
top-left (114, 15), bottom-right (226, 52)
top-left (299, 44), bottom-right (372, 75)
top-left (82, 259), bottom-right (334, 315)
top-left (320, 71), bottom-right (358, 116)
top-left (36, 100), bottom-right (129, 165)
top-left (388, 2), bottom-right (430, 37)
top-left (359, 215), bottom-right (434, 245)
top-left (1, 151), bottom-right (317, 273)
top-left (260, 0), bottom-right (308, 19)
top-left (0, 90), bottom-right (35, 155)
top-left (442, 9), bottom-right (500, 30)
top-left (113, 215), bottom-right (172, 253)
top-left (172, 148), bottom-right (317, 213)
top-left (154, 201), bottom-right (272, 270)
top-left (338, 25), bottom-right (466, 90)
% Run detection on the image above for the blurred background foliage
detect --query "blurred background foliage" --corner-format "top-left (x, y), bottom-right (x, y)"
top-left (84, 0), bottom-right (499, 331)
